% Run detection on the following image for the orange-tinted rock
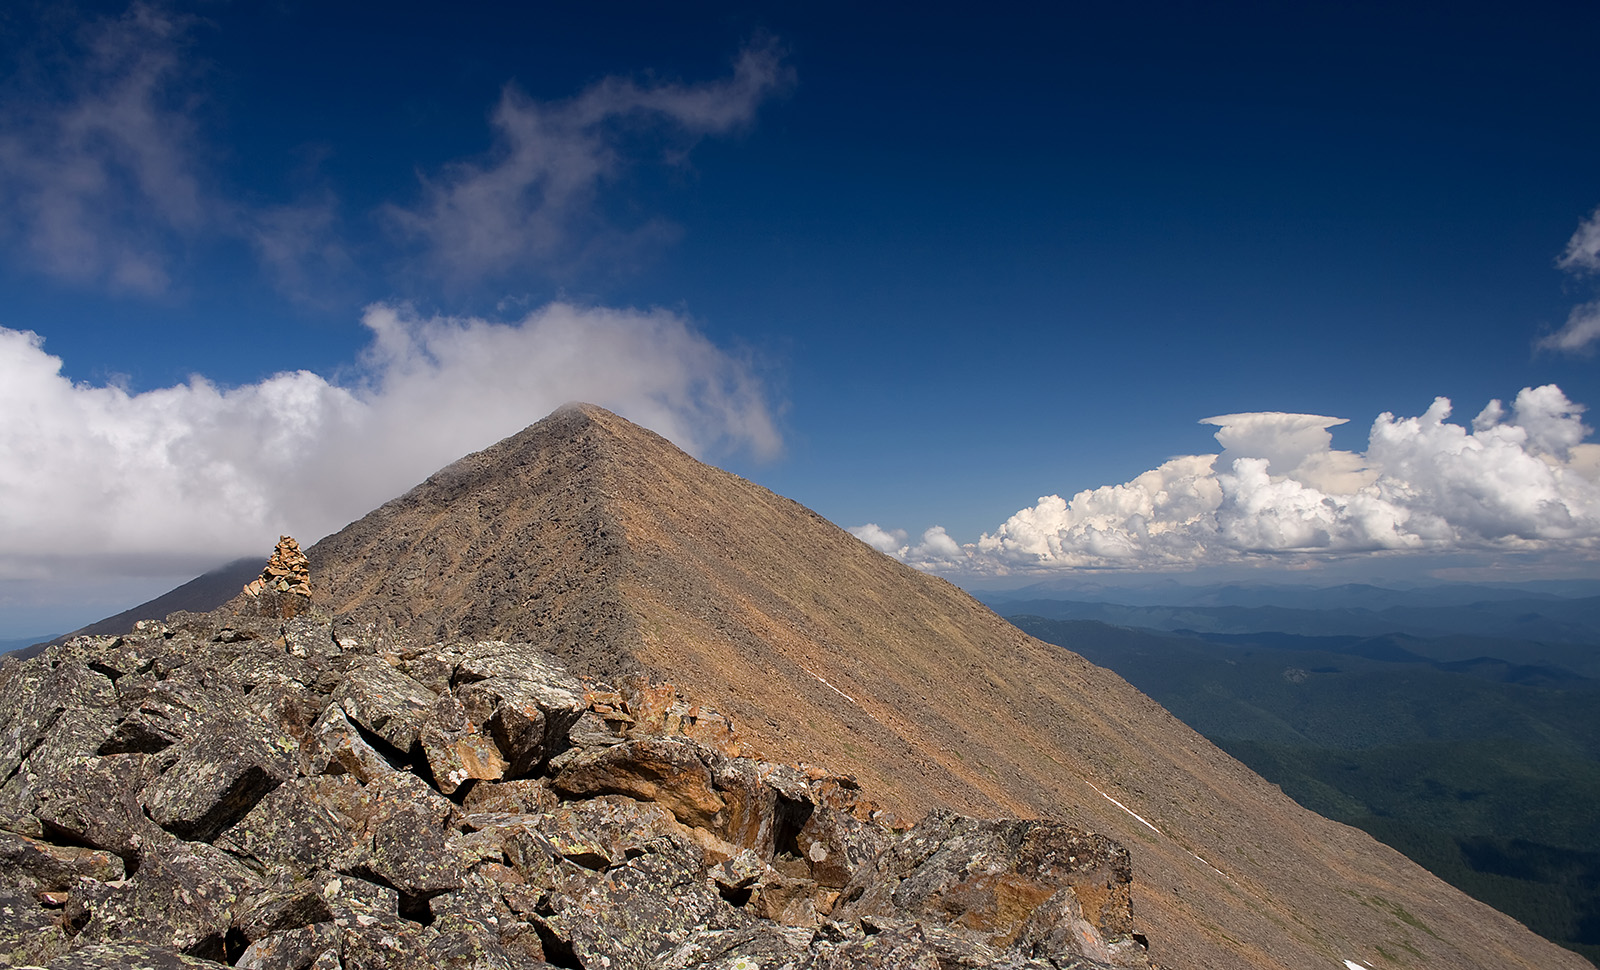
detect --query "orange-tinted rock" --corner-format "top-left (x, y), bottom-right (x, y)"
top-left (551, 736), bottom-right (726, 828)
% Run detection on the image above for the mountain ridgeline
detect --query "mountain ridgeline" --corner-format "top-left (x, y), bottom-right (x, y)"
top-left (293, 404), bottom-right (1582, 970)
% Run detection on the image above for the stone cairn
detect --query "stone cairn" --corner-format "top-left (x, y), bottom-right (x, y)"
top-left (241, 536), bottom-right (312, 619)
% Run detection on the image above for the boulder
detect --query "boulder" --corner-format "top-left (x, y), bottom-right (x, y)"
top-left (833, 809), bottom-right (1141, 967)
top-left (334, 662), bottom-right (438, 755)
top-left (552, 736), bottom-right (726, 828)
top-left (141, 726), bottom-right (296, 843)
top-left (453, 642), bottom-right (586, 776)
top-left (421, 693), bottom-right (507, 795)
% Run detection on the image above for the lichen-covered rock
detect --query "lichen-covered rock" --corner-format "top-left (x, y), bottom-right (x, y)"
top-left (0, 887), bottom-right (72, 966)
top-left (458, 778), bottom-right (559, 816)
top-left (0, 830), bottom-right (124, 892)
top-left (797, 806), bottom-right (893, 890)
top-left (213, 777), bottom-right (361, 875)
top-left (365, 800), bottom-right (464, 895)
top-left (334, 662), bottom-right (438, 755)
top-left (537, 833), bottom-right (749, 970)
top-left (141, 727), bottom-right (295, 843)
top-left (43, 940), bottom-right (235, 969)
top-left (233, 922), bottom-right (341, 970)
top-left (33, 752), bottom-right (162, 856)
top-left (71, 837), bottom-right (257, 955)
top-left (453, 642), bottom-right (586, 776)
top-left (833, 809), bottom-right (1142, 967)
top-left (421, 693), bottom-right (507, 795)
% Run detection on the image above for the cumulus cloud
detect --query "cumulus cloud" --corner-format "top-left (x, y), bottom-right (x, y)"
top-left (859, 386), bottom-right (1600, 575)
top-left (849, 523), bottom-right (907, 555)
top-left (1538, 206), bottom-right (1600, 354)
top-left (848, 524), bottom-right (965, 568)
top-left (387, 40), bottom-right (791, 284)
top-left (0, 302), bottom-right (779, 589)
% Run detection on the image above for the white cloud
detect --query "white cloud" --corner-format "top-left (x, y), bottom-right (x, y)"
top-left (1557, 205), bottom-right (1600, 276)
top-left (1536, 300), bottom-right (1600, 356)
top-left (0, 3), bottom-right (786, 301)
top-left (867, 387), bottom-right (1600, 576)
top-left (0, 303), bottom-right (779, 597)
top-left (387, 40), bottom-right (791, 284)
top-left (1538, 206), bottom-right (1600, 353)
top-left (849, 523), bottom-right (907, 555)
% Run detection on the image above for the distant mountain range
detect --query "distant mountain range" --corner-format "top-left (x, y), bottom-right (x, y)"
top-left (982, 579), bottom-right (1600, 610)
top-left (986, 594), bottom-right (1600, 649)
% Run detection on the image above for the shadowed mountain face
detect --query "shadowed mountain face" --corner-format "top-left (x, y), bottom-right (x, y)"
top-left (307, 404), bottom-right (1588, 970)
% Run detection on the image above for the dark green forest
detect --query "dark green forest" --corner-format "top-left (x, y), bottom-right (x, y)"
top-left (1009, 611), bottom-right (1600, 966)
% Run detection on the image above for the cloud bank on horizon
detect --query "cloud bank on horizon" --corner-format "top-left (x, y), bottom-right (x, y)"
top-left (0, 304), bottom-right (778, 585)
top-left (853, 385), bottom-right (1600, 576)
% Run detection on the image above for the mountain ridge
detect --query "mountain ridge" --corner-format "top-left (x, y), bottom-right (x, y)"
top-left (293, 403), bottom-right (1586, 970)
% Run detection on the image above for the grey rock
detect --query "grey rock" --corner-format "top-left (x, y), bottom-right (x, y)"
top-left (334, 662), bottom-right (438, 754)
top-left (797, 806), bottom-right (892, 890)
top-left (44, 941), bottom-right (231, 969)
top-left (0, 887), bottom-right (72, 967)
top-left (33, 752), bottom-right (161, 857)
top-left (233, 922), bottom-right (341, 970)
top-left (454, 642), bottom-right (586, 776)
top-left (72, 838), bottom-right (257, 955)
top-left (141, 726), bottom-right (295, 842)
top-left (422, 693), bottom-right (507, 795)
top-left (364, 800), bottom-right (464, 895)
top-left (834, 810), bottom-right (1139, 967)
top-left (552, 736), bottom-right (727, 828)
top-left (212, 777), bottom-right (361, 875)
top-left (0, 830), bottom-right (124, 892)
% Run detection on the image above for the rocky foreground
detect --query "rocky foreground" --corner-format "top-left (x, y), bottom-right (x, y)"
top-left (0, 600), bottom-right (1152, 970)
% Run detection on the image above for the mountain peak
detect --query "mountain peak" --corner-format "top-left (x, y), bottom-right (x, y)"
top-left (301, 405), bottom-right (1583, 970)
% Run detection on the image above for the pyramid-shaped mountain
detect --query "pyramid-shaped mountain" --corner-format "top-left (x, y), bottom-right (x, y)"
top-left (307, 404), bottom-right (1583, 970)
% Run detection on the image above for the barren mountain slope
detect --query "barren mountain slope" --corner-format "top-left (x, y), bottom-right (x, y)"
top-left (308, 404), bottom-right (1588, 970)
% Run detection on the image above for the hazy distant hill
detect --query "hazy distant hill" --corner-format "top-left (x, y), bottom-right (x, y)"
top-left (1009, 614), bottom-right (1600, 965)
top-left (995, 595), bottom-right (1600, 645)
top-left (982, 579), bottom-right (1600, 610)
top-left (0, 634), bottom-right (54, 656)
top-left (2, 557), bottom-right (265, 661)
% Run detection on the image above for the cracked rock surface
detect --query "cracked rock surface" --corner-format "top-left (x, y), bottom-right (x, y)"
top-left (0, 608), bottom-right (1151, 970)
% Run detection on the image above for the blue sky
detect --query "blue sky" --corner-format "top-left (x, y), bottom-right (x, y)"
top-left (3, 1), bottom-right (1600, 635)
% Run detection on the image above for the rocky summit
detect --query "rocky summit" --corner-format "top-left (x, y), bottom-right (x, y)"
top-left (0, 607), bottom-right (1149, 970)
top-left (1, 402), bottom-right (1588, 970)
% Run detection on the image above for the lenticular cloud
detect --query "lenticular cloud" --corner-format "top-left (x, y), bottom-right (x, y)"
top-left (878, 386), bottom-right (1600, 574)
top-left (0, 302), bottom-right (778, 583)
